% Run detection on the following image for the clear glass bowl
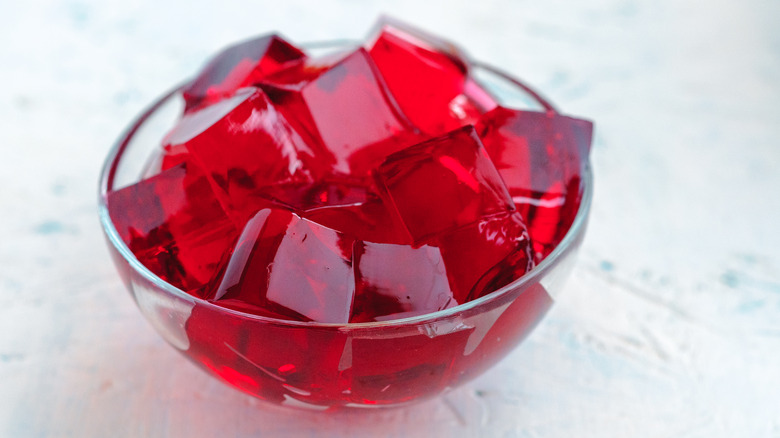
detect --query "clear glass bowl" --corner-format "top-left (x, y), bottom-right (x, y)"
top-left (98, 46), bottom-right (592, 410)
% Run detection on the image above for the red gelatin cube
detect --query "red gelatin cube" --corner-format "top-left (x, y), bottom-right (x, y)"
top-left (477, 107), bottom-right (592, 257)
top-left (183, 34), bottom-right (305, 110)
top-left (366, 17), bottom-right (496, 135)
top-left (374, 125), bottom-right (515, 243)
top-left (350, 242), bottom-right (455, 323)
top-left (435, 211), bottom-right (534, 303)
top-left (303, 197), bottom-right (411, 245)
top-left (477, 107), bottom-right (592, 195)
top-left (259, 48), bottom-right (423, 176)
top-left (366, 16), bottom-right (471, 70)
top-left (209, 208), bottom-right (355, 323)
top-left (164, 88), bottom-right (320, 224)
top-left (106, 163), bottom-right (238, 294)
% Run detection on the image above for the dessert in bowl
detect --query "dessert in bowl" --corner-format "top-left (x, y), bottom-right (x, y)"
top-left (99, 18), bottom-right (593, 409)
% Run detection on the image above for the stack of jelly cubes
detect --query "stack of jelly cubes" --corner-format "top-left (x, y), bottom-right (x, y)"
top-left (107, 18), bottom-right (592, 324)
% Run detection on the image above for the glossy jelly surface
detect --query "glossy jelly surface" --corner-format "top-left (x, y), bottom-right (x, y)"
top-left (102, 17), bottom-right (593, 408)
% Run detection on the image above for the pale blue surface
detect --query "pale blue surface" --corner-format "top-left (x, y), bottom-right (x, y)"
top-left (1, 1), bottom-right (779, 436)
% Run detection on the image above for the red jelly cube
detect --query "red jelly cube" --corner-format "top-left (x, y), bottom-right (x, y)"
top-left (209, 208), bottom-right (355, 323)
top-left (163, 88), bottom-right (320, 224)
top-left (183, 34), bottom-right (305, 110)
top-left (366, 16), bottom-right (471, 71)
top-left (374, 125), bottom-right (515, 243)
top-left (106, 163), bottom-right (239, 294)
top-left (350, 242), bottom-right (455, 323)
top-left (365, 17), bottom-right (497, 135)
top-left (477, 107), bottom-right (593, 258)
top-left (435, 211), bottom-right (534, 303)
top-left (258, 48), bottom-right (423, 177)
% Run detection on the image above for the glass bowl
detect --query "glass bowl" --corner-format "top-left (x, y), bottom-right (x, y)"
top-left (98, 44), bottom-right (592, 410)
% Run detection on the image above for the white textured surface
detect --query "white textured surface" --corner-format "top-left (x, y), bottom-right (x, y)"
top-left (1, 1), bottom-right (779, 436)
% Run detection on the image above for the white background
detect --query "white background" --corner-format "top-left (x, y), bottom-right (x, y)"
top-left (1, 0), bottom-right (779, 436)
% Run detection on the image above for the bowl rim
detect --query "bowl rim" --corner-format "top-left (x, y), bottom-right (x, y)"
top-left (98, 58), bottom-right (593, 329)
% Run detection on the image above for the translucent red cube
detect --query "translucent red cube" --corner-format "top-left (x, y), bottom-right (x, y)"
top-left (351, 242), bottom-right (456, 323)
top-left (106, 163), bottom-right (238, 295)
top-left (258, 48), bottom-right (424, 177)
top-left (365, 17), bottom-right (497, 136)
top-left (374, 125), bottom-right (515, 243)
top-left (477, 107), bottom-right (593, 258)
top-left (182, 34), bottom-right (305, 110)
top-left (208, 208), bottom-right (355, 323)
top-left (434, 211), bottom-right (534, 302)
top-left (161, 88), bottom-right (318, 224)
